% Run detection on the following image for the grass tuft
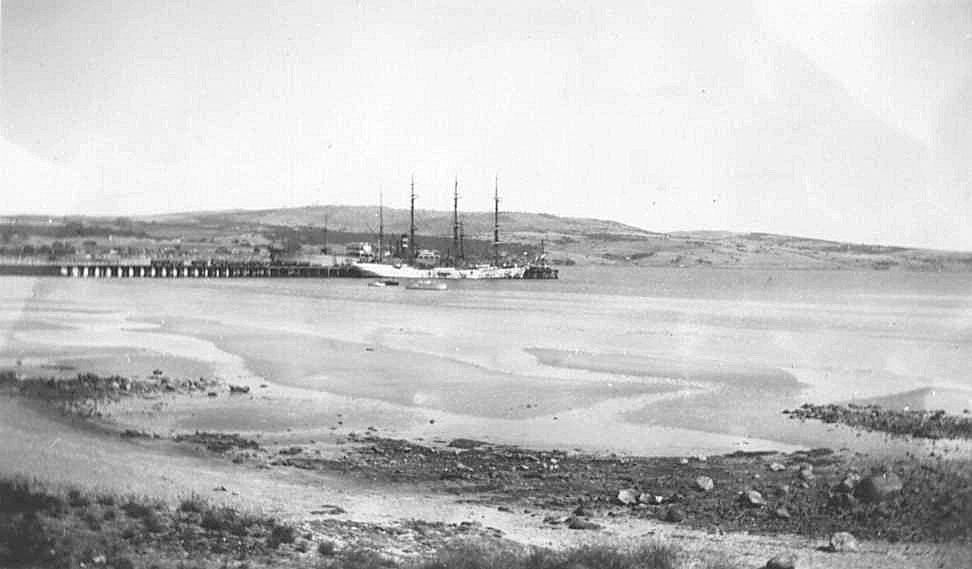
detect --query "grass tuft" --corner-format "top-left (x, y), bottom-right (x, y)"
top-left (409, 542), bottom-right (686, 569)
top-left (318, 540), bottom-right (337, 557)
top-left (178, 494), bottom-right (207, 514)
top-left (267, 522), bottom-right (296, 548)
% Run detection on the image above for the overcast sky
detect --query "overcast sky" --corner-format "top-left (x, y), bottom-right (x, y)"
top-left (2, 1), bottom-right (970, 250)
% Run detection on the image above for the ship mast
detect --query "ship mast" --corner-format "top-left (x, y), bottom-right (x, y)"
top-left (452, 176), bottom-right (460, 266)
top-left (459, 219), bottom-right (465, 261)
top-left (493, 174), bottom-right (500, 266)
top-left (409, 175), bottom-right (416, 262)
top-left (377, 188), bottom-right (384, 263)
top-left (323, 213), bottom-right (329, 254)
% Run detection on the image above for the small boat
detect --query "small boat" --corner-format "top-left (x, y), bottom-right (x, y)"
top-left (406, 279), bottom-right (447, 291)
top-left (368, 279), bottom-right (400, 287)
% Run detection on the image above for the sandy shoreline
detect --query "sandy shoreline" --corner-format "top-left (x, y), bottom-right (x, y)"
top-left (1, 374), bottom-right (970, 568)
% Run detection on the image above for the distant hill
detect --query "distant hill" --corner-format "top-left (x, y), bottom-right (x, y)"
top-left (558, 229), bottom-right (972, 271)
top-left (3, 205), bottom-right (971, 271)
top-left (138, 206), bottom-right (654, 242)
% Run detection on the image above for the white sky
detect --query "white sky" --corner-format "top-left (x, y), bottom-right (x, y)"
top-left (1, 0), bottom-right (970, 249)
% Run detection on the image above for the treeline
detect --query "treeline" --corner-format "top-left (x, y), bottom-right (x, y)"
top-left (0, 218), bottom-right (149, 242)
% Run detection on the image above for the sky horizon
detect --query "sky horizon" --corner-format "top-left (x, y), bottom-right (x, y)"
top-left (2, 1), bottom-right (970, 250)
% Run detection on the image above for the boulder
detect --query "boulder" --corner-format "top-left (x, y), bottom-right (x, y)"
top-left (694, 475), bottom-right (715, 492)
top-left (740, 490), bottom-right (766, 507)
top-left (639, 493), bottom-right (664, 505)
top-left (616, 488), bottom-right (639, 506)
top-left (773, 506), bottom-right (791, 519)
top-left (828, 532), bottom-right (859, 552)
top-left (765, 554), bottom-right (796, 569)
top-left (572, 505), bottom-right (593, 517)
top-left (798, 466), bottom-right (815, 482)
top-left (664, 506), bottom-right (686, 522)
top-left (768, 462), bottom-right (786, 472)
top-left (855, 472), bottom-right (903, 503)
top-left (835, 473), bottom-right (862, 494)
top-left (567, 516), bottom-right (601, 530)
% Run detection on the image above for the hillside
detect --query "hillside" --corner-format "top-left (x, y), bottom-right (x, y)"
top-left (138, 206), bottom-right (655, 242)
top-left (2, 206), bottom-right (971, 271)
top-left (137, 206), bottom-right (972, 271)
top-left (552, 230), bottom-right (972, 272)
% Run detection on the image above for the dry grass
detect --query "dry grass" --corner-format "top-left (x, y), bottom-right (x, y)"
top-left (1, 476), bottom-right (740, 569)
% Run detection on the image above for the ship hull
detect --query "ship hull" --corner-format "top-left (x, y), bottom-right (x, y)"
top-left (355, 262), bottom-right (527, 280)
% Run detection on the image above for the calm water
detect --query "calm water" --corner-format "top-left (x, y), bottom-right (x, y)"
top-left (1, 267), bottom-right (970, 454)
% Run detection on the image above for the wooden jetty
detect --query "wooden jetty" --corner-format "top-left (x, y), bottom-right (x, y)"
top-left (0, 260), bottom-right (359, 279)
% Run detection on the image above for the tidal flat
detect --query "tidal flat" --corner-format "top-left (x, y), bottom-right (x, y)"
top-left (1, 269), bottom-right (970, 567)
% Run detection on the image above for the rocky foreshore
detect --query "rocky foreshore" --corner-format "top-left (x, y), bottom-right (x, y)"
top-left (247, 434), bottom-right (970, 544)
top-left (4, 370), bottom-right (971, 567)
top-left (785, 403), bottom-right (972, 440)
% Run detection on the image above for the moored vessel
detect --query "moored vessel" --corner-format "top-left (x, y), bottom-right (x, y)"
top-left (406, 279), bottom-right (448, 291)
top-left (353, 175), bottom-right (557, 280)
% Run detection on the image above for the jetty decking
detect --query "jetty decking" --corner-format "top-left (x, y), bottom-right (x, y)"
top-left (0, 261), bottom-right (359, 279)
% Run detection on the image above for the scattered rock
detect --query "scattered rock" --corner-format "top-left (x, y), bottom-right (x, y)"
top-left (855, 472), bottom-right (903, 503)
top-left (765, 554), bottom-right (796, 569)
top-left (740, 490), bottom-right (766, 507)
top-left (448, 438), bottom-right (487, 449)
top-left (798, 466), bottom-right (815, 482)
top-left (616, 488), bottom-right (639, 505)
top-left (310, 505), bottom-right (346, 516)
top-left (572, 505), bottom-right (593, 517)
top-left (638, 493), bottom-right (664, 505)
top-left (693, 475), bottom-right (715, 492)
top-left (835, 473), bottom-right (862, 493)
top-left (828, 531), bottom-right (859, 552)
top-left (664, 506), bottom-right (686, 522)
top-left (567, 516), bottom-right (602, 530)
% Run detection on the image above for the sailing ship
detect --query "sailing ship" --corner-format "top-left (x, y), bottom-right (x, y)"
top-left (353, 176), bottom-right (555, 280)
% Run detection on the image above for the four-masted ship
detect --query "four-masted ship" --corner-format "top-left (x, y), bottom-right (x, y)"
top-left (353, 176), bottom-right (557, 280)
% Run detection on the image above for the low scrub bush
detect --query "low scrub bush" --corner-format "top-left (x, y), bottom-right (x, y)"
top-left (0, 477), bottom-right (66, 515)
top-left (318, 540), bottom-right (337, 557)
top-left (411, 542), bottom-right (685, 569)
top-left (268, 522), bottom-right (296, 548)
top-left (0, 511), bottom-right (54, 565)
top-left (178, 494), bottom-right (207, 514)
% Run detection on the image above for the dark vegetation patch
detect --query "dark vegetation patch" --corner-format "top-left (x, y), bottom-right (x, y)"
top-left (786, 403), bottom-right (972, 440)
top-left (173, 431), bottom-right (261, 453)
top-left (0, 370), bottom-right (216, 418)
top-left (1, 477), bottom-right (737, 569)
top-left (0, 477), bottom-right (304, 569)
